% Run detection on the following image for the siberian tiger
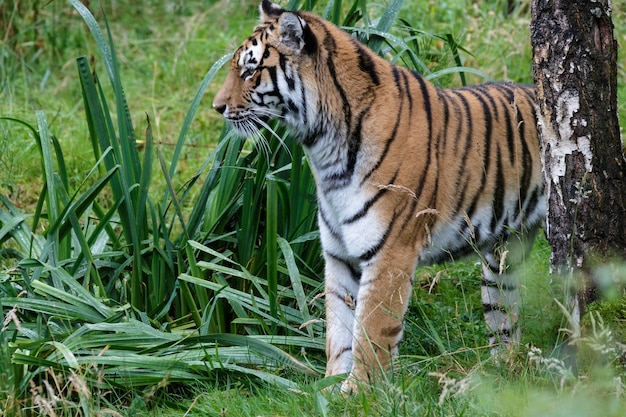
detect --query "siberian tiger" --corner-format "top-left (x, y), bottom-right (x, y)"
top-left (213, 0), bottom-right (545, 391)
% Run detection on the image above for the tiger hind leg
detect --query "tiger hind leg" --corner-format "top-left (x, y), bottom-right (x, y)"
top-left (481, 228), bottom-right (538, 357)
top-left (481, 250), bottom-right (521, 356)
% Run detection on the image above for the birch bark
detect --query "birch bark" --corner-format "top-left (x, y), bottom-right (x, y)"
top-left (530, 0), bottom-right (626, 311)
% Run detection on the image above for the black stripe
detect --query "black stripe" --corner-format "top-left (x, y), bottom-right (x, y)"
top-left (381, 324), bottom-right (404, 338)
top-left (438, 90), bottom-right (451, 153)
top-left (483, 303), bottom-right (507, 314)
top-left (475, 84), bottom-right (500, 121)
top-left (279, 54), bottom-right (295, 90)
top-left (409, 68), bottom-right (433, 134)
top-left (488, 328), bottom-right (512, 339)
top-left (326, 252), bottom-right (362, 282)
top-left (494, 82), bottom-right (518, 100)
top-left (320, 176), bottom-right (349, 193)
top-left (498, 92), bottom-right (516, 166)
top-left (330, 345), bottom-right (353, 362)
top-left (318, 205), bottom-right (341, 239)
top-left (257, 65), bottom-right (283, 108)
top-left (286, 98), bottom-right (300, 115)
top-left (358, 210), bottom-right (400, 261)
top-left (489, 320), bottom-right (519, 338)
top-left (344, 170), bottom-right (399, 224)
top-left (516, 84), bottom-right (536, 104)
top-left (515, 105), bottom-right (532, 207)
top-left (390, 72), bottom-right (423, 231)
top-left (492, 147), bottom-right (505, 230)
top-left (302, 126), bottom-right (325, 147)
top-left (441, 90), bottom-right (471, 213)
top-left (346, 110), bottom-right (366, 178)
top-left (464, 88), bottom-right (494, 220)
top-left (302, 21), bottom-right (318, 55)
top-left (300, 82), bottom-right (308, 126)
top-left (362, 67), bottom-right (403, 184)
top-left (323, 31), bottom-right (352, 136)
top-left (347, 264), bottom-right (361, 283)
top-left (320, 107), bottom-right (369, 191)
top-left (467, 87), bottom-right (494, 181)
top-left (426, 92), bottom-right (449, 211)
top-left (409, 70), bottom-right (433, 203)
top-left (455, 176), bottom-right (470, 215)
top-left (521, 186), bottom-right (541, 223)
top-left (449, 90), bottom-right (473, 214)
top-left (481, 278), bottom-right (518, 292)
top-left (354, 40), bottom-right (380, 86)
top-left (402, 69), bottom-right (413, 115)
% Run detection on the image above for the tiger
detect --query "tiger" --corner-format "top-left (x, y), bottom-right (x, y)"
top-left (213, 0), bottom-right (545, 392)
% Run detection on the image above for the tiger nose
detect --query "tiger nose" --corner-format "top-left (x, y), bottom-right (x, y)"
top-left (213, 103), bottom-right (227, 114)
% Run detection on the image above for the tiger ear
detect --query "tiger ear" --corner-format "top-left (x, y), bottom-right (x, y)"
top-left (278, 12), bottom-right (307, 54)
top-left (260, 0), bottom-right (284, 20)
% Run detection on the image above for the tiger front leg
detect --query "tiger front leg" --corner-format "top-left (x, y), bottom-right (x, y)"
top-left (324, 254), bottom-right (361, 377)
top-left (342, 259), bottom-right (415, 392)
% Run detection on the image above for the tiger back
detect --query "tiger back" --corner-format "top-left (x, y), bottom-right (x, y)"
top-left (213, 0), bottom-right (545, 392)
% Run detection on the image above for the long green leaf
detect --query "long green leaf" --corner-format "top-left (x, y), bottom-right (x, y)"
top-left (178, 274), bottom-right (311, 337)
top-left (267, 178), bottom-right (278, 324)
top-left (35, 111), bottom-right (59, 254)
top-left (278, 237), bottom-right (312, 335)
top-left (5, 297), bottom-right (105, 323)
top-left (69, 0), bottom-right (114, 82)
top-left (166, 52), bottom-right (233, 184)
top-left (366, 0), bottom-right (405, 53)
top-left (48, 164), bottom-right (117, 242)
top-left (135, 115), bottom-right (153, 245)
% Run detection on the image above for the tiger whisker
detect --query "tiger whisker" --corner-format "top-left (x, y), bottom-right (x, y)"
top-left (256, 118), bottom-right (292, 159)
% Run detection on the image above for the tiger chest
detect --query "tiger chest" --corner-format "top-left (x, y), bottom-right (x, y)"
top-left (316, 183), bottom-right (388, 263)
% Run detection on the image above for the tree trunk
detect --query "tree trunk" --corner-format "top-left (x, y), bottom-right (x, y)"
top-left (530, 0), bottom-right (626, 314)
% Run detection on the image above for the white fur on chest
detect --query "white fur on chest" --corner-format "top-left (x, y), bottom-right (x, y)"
top-left (316, 181), bottom-right (386, 261)
top-left (302, 128), bottom-right (390, 263)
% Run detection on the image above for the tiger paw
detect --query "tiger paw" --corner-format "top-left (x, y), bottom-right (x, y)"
top-left (340, 375), bottom-right (360, 395)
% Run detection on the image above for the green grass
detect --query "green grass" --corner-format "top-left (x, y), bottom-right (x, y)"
top-left (1, 0), bottom-right (626, 416)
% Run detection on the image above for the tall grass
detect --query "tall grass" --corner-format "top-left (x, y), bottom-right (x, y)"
top-left (1, 1), bottom-right (324, 413)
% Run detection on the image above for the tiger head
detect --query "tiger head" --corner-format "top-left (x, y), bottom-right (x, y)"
top-left (213, 0), bottom-right (319, 138)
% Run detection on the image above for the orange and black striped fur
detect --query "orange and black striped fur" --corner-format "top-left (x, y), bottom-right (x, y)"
top-left (214, 0), bottom-right (544, 391)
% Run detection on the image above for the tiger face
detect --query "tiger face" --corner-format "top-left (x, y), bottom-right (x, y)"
top-left (213, 2), bottom-right (315, 137)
